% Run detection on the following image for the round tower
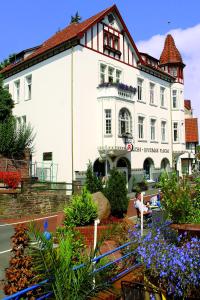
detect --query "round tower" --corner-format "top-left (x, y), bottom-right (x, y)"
top-left (159, 34), bottom-right (185, 83)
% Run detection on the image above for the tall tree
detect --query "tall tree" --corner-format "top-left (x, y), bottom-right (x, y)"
top-left (0, 75), bottom-right (14, 122)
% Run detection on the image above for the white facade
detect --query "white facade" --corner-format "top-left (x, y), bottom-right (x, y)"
top-left (2, 5), bottom-right (194, 189)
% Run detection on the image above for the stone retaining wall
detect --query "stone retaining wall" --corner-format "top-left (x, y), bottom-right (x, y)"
top-left (0, 191), bottom-right (69, 218)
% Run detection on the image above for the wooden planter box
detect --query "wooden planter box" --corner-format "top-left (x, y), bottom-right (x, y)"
top-left (170, 223), bottom-right (200, 238)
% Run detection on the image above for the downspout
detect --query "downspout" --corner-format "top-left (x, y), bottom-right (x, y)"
top-left (71, 46), bottom-right (74, 184)
top-left (169, 82), bottom-right (174, 172)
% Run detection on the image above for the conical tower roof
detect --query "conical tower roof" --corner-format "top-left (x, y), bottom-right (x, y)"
top-left (160, 34), bottom-right (183, 65)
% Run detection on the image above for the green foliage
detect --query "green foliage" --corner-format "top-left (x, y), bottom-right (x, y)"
top-left (159, 172), bottom-right (200, 224)
top-left (85, 161), bottom-right (103, 193)
top-left (0, 75), bottom-right (14, 121)
top-left (104, 168), bottom-right (129, 217)
top-left (0, 117), bottom-right (35, 159)
top-left (0, 54), bottom-right (15, 71)
top-left (64, 187), bottom-right (98, 226)
top-left (29, 225), bottom-right (111, 300)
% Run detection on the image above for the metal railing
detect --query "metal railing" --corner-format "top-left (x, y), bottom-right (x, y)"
top-left (3, 241), bottom-right (140, 300)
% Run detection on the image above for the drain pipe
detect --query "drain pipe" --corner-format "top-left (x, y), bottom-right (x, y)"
top-left (71, 46), bottom-right (74, 184)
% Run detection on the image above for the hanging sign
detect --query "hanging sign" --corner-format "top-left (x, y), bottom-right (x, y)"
top-left (126, 143), bottom-right (133, 152)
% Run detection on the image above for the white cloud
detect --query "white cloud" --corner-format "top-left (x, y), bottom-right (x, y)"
top-left (136, 24), bottom-right (200, 122)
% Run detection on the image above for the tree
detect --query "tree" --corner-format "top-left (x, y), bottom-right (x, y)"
top-left (0, 53), bottom-right (15, 71)
top-left (104, 168), bottom-right (129, 218)
top-left (0, 75), bottom-right (14, 121)
top-left (0, 117), bottom-right (35, 159)
top-left (85, 161), bottom-right (103, 193)
top-left (70, 11), bottom-right (81, 24)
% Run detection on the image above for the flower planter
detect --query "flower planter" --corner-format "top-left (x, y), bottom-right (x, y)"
top-left (170, 223), bottom-right (200, 238)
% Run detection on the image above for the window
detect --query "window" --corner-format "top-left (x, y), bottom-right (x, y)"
top-left (22, 115), bottom-right (26, 124)
top-left (4, 84), bottom-right (9, 91)
top-left (116, 69), bottom-right (121, 83)
top-left (16, 115), bottom-right (26, 126)
top-left (103, 30), bottom-right (119, 51)
top-left (138, 116), bottom-right (144, 139)
top-left (150, 119), bottom-right (156, 141)
top-left (108, 67), bottom-right (114, 83)
top-left (137, 78), bottom-right (143, 101)
top-left (119, 108), bottom-right (131, 135)
top-left (161, 121), bottom-right (166, 142)
top-left (100, 64), bottom-right (107, 83)
top-left (173, 122), bottom-right (179, 142)
top-left (149, 83), bottom-right (155, 104)
top-left (25, 75), bottom-right (32, 100)
top-left (105, 109), bottom-right (112, 135)
top-left (172, 90), bottom-right (177, 108)
top-left (14, 80), bottom-right (20, 102)
top-left (170, 67), bottom-right (177, 77)
top-left (160, 87), bottom-right (165, 107)
top-left (114, 36), bottom-right (119, 50)
top-left (99, 63), bottom-right (122, 84)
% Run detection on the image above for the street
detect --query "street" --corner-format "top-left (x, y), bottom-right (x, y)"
top-left (0, 223), bottom-right (14, 299)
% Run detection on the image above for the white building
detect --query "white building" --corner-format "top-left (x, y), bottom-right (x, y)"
top-left (1, 5), bottom-right (198, 189)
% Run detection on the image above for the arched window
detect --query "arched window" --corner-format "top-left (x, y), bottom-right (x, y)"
top-left (119, 108), bottom-right (132, 135)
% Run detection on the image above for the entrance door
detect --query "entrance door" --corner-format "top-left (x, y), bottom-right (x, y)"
top-left (143, 159), bottom-right (150, 180)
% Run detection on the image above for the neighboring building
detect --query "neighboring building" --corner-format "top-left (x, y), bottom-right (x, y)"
top-left (1, 5), bottom-right (198, 189)
top-left (181, 100), bottom-right (199, 174)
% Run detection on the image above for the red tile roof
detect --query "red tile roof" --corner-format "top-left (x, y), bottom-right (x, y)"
top-left (0, 5), bottom-right (115, 73)
top-left (184, 100), bottom-right (191, 110)
top-left (185, 118), bottom-right (199, 143)
top-left (160, 34), bottom-right (183, 65)
top-left (1, 5), bottom-right (143, 75)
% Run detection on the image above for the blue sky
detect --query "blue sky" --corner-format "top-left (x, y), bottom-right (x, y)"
top-left (1, 0), bottom-right (200, 61)
top-left (1, 0), bottom-right (200, 121)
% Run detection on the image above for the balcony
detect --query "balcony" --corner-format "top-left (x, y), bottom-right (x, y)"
top-left (97, 82), bottom-right (137, 102)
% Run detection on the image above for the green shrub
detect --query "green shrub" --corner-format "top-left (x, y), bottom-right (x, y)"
top-left (64, 187), bottom-right (98, 226)
top-left (104, 168), bottom-right (129, 218)
top-left (85, 161), bottom-right (103, 193)
top-left (159, 172), bottom-right (200, 224)
top-left (0, 117), bottom-right (35, 159)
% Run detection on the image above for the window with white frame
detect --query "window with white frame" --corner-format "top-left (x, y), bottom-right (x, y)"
top-left (160, 87), bottom-right (165, 107)
top-left (138, 116), bottom-right (144, 139)
top-left (173, 122), bottom-right (179, 142)
top-left (137, 78), bottom-right (143, 101)
top-left (172, 90), bottom-right (177, 108)
top-left (105, 109), bottom-right (112, 135)
top-left (116, 69), bottom-right (121, 83)
top-left (150, 119), bottom-right (156, 141)
top-left (25, 75), bottom-right (32, 100)
top-left (149, 83), bottom-right (155, 104)
top-left (16, 115), bottom-right (26, 126)
top-left (100, 64), bottom-right (107, 83)
top-left (99, 63), bottom-right (122, 84)
top-left (4, 84), bottom-right (9, 91)
top-left (14, 80), bottom-right (20, 102)
top-left (119, 108), bottom-right (131, 135)
top-left (108, 66), bottom-right (114, 83)
top-left (161, 121), bottom-right (166, 142)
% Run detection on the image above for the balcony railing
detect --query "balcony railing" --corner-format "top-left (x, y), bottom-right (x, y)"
top-left (97, 82), bottom-right (136, 101)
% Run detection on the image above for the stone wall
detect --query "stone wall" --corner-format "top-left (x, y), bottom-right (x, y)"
top-left (0, 191), bottom-right (69, 218)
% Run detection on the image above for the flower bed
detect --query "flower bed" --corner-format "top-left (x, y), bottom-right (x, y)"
top-left (0, 171), bottom-right (21, 189)
top-left (130, 226), bottom-right (200, 298)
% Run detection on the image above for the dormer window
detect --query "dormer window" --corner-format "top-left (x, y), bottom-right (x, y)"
top-left (103, 30), bottom-right (121, 57)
